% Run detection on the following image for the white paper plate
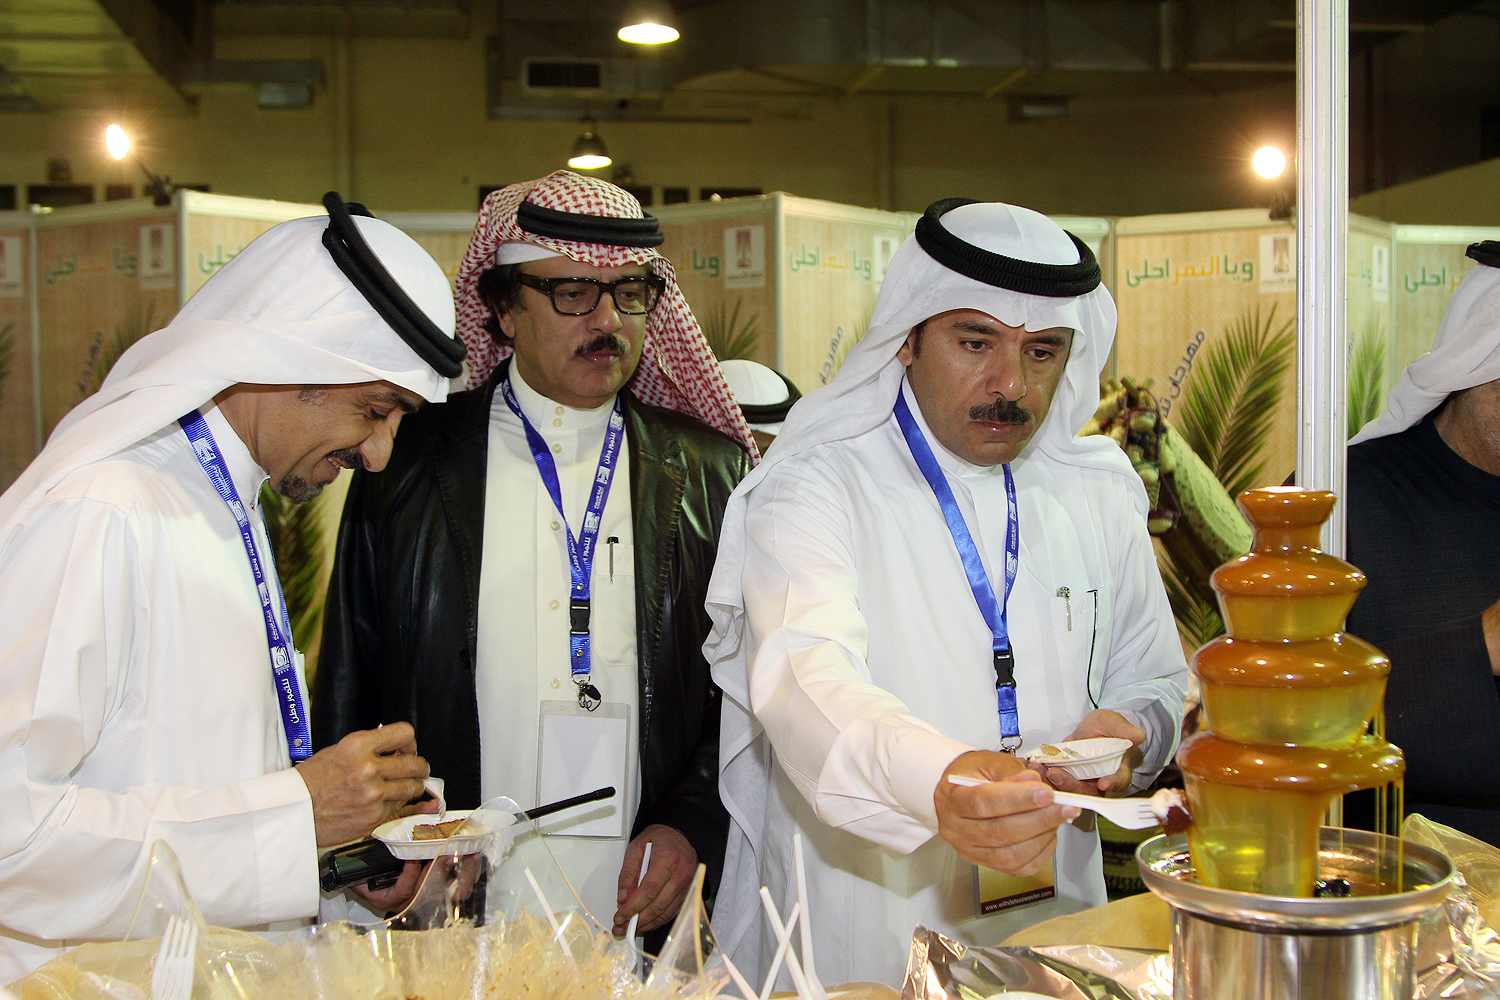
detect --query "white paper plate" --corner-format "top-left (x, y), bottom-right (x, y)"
top-left (374, 809), bottom-right (516, 861)
top-left (1023, 737), bottom-right (1132, 779)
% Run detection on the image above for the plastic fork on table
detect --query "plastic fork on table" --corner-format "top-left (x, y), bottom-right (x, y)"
top-left (946, 773), bottom-right (1160, 829)
top-left (149, 916), bottom-right (198, 1000)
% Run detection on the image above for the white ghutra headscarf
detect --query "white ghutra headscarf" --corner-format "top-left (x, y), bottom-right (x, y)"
top-left (1351, 256), bottom-right (1500, 444)
top-left (0, 213), bottom-right (457, 528)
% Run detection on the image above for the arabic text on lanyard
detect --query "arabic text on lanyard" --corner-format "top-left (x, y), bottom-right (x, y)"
top-left (179, 411), bottom-right (312, 761)
top-left (500, 373), bottom-right (625, 712)
top-left (894, 390), bottom-right (1023, 752)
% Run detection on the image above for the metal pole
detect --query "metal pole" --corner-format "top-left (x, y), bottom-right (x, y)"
top-left (1295, 0), bottom-right (1349, 557)
top-left (1297, 0), bottom-right (1349, 830)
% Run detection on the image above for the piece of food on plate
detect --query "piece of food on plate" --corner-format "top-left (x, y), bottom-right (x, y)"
top-left (412, 817), bottom-right (467, 841)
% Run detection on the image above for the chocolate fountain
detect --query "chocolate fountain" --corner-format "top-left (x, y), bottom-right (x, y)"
top-left (1138, 487), bottom-right (1454, 1000)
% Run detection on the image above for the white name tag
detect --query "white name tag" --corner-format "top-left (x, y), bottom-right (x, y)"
top-left (536, 700), bottom-right (631, 839)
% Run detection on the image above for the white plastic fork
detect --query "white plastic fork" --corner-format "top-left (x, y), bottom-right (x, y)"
top-left (149, 916), bottom-right (197, 1000)
top-left (946, 773), bottom-right (1160, 829)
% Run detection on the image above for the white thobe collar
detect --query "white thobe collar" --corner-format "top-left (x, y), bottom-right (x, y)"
top-left (899, 377), bottom-right (1009, 480)
top-left (508, 362), bottom-right (618, 433)
top-left (197, 402), bottom-right (271, 513)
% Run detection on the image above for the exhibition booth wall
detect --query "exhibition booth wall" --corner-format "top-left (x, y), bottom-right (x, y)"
top-left (5, 191), bottom-right (1496, 679)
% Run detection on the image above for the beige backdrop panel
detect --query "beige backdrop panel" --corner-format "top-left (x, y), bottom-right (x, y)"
top-left (403, 230), bottom-right (473, 288)
top-left (183, 214), bottom-right (308, 302)
top-left (36, 210), bottom-right (179, 438)
top-left (1347, 222), bottom-right (1396, 416)
top-left (1114, 226), bottom-right (1298, 488)
top-left (658, 209), bottom-right (780, 374)
top-left (781, 213), bottom-right (907, 393)
top-left (0, 223), bottom-right (37, 489)
top-left (1391, 242), bottom-right (1482, 377)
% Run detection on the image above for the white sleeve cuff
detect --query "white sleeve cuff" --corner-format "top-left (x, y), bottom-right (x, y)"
top-left (889, 729), bottom-right (976, 832)
top-left (247, 767), bottom-right (319, 925)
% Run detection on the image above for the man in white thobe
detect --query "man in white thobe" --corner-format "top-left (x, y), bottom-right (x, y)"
top-left (0, 199), bottom-right (462, 982)
top-left (706, 199), bottom-right (1188, 988)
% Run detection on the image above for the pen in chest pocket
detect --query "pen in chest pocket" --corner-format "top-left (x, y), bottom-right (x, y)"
top-left (1056, 586), bottom-right (1072, 630)
top-left (607, 536), bottom-right (619, 583)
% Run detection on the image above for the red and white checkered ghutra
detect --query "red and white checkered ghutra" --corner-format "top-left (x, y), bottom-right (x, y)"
top-left (454, 170), bottom-right (757, 458)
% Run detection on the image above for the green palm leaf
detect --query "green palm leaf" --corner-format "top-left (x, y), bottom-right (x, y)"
top-left (1175, 304), bottom-right (1296, 499)
top-left (699, 299), bottom-right (761, 361)
top-left (259, 484), bottom-right (326, 656)
top-left (1347, 314), bottom-right (1387, 440)
top-left (1158, 544), bottom-right (1224, 649)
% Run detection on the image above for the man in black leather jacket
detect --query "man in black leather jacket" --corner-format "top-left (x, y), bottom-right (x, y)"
top-left (313, 171), bottom-right (754, 938)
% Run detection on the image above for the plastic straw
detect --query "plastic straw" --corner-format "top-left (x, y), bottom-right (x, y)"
top-left (720, 950), bottom-right (761, 1000)
top-left (759, 888), bottom-right (813, 1000)
top-left (524, 867), bottom-right (567, 949)
top-left (623, 840), bottom-right (652, 944)
top-left (793, 834), bottom-right (827, 1000)
top-left (756, 894), bottom-right (800, 1000)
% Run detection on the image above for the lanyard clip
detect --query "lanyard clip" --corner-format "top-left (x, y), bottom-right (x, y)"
top-left (993, 648), bottom-right (1015, 688)
top-left (570, 599), bottom-right (590, 636)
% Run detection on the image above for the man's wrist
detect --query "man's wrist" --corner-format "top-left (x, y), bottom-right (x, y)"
top-left (891, 729), bottom-right (977, 829)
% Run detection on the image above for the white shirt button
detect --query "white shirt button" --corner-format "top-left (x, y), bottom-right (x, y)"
top-left (550, 521), bottom-right (560, 531)
top-left (552, 443), bottom-right (562, 454)
top-left (551, 678), bottom-right (561, 689)
top-left (553, 418), bottom-right (563, 427)
top-left (555, 406), bottom-right (564, 415)
top-left (549, 600), bottom-right (559, 609)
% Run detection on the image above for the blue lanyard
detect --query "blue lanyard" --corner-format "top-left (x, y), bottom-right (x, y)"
top-left (178, 411), bottom-right (311, 762)
top-left (893, 389), bottom-right (1023, 751)
top-left (500, 373), bottom-right (625, 712)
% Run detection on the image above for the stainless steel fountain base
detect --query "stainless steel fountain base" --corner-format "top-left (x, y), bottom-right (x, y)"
top-left (1137, 828), bottom-right (1453, 1000)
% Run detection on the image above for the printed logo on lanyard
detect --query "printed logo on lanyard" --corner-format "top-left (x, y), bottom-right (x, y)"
top-left (893, 389), bottom-right (1023, 752)
top-left (500, 373), bottom-right (625, 712)
top-left (179, 412), bottom-right (311, 761)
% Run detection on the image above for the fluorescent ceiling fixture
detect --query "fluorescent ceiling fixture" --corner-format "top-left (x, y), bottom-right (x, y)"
top-left (619, 21), bottom-right (679, 44)
top-left (105, 124), bottom-right (131, 160)
top-left (568, 153), bottom-right (612, 169)
top-left (1252, 146), bottom-right (1286, 179)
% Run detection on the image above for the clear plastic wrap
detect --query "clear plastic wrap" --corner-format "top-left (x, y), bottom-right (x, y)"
top-left (10, 795), bottom-right (724, 1000)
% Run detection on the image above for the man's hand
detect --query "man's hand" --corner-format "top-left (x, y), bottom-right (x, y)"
top-left (1029, 710), bottom-right (1145, 797)
top-left (296, 723), bottom-right (432, 847)
top-left (614, 825), bottom-right (697, 936)
top-left (935, 750), bottom-right (1080, 875)
top-left (352, 860), bottom-right (427, 913)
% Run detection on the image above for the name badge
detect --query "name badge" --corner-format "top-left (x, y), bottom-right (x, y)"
top-left (536, 700), bottom-right (631, 839)
top-left (974, 858), bottom-right (1056, 918)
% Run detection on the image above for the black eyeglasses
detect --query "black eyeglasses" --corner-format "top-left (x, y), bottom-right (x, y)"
top-left (516, 273), bottom-right (666, 316)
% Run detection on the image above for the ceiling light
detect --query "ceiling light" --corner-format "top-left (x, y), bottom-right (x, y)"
top-left (105, 124), bottom-right (131, 160)
top-left (619, 2), bottom-right (679, 44)
top-left (1252, 145), bottom-right (1286, 179)
top-left (568, 128), bottom-right (612, 170)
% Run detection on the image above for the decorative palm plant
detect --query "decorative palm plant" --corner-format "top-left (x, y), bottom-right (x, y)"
top-left (699, 298), bottom-right (761, 361)
top-left (1347, 314), bottom-right (1388, 440)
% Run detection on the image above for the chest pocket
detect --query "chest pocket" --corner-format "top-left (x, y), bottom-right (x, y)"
top-left (589, 533), bottom-right (637, 677)
top-left (1053, 586), bottom-right (1110, 707)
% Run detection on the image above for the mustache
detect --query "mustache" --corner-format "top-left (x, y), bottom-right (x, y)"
top-left (328, 448), bottom-right (367, 472)
top-left (575, 334), bottom-right (628, 357)
top-left (969, 398), bottom-right (1032, 424)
